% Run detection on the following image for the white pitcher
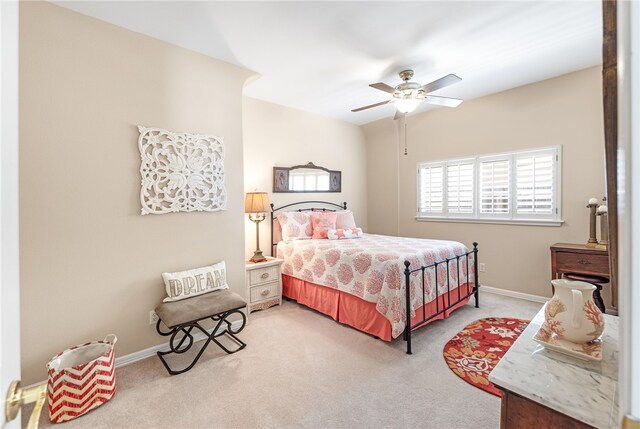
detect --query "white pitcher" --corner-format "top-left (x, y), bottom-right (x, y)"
top-left (545, 279), bottom-right (605, 344)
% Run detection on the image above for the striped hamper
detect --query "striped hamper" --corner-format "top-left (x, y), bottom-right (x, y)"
top-left (46, 334), bottom-right (117, 423)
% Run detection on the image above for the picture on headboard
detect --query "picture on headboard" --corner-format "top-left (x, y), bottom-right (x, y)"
top-left (273, 162), bottom-right (341, 193)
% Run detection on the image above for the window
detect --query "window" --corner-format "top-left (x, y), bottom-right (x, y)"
top-left (417, 146), bottom-right (561, 225)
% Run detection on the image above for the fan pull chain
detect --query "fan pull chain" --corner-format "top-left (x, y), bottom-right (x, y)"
top-left (404, 115), bottom-right (408, 155)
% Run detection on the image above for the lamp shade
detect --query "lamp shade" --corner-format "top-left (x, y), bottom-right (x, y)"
top-left (244, 192), bottom-right (270, 213)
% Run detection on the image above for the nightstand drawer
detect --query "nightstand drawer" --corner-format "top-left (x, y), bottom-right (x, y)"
top-left (250, 282), bottom-right (279, 303)
top-left (555, 251), bottom-right (609, 276)
top-left (249, 265), bottom-right (279, 286)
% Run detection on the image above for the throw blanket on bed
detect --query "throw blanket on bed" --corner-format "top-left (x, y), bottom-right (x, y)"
top-left (277, 233), bottom-right (474, 338)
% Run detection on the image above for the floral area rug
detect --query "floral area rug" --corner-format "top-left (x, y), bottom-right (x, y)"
top-left (443, 317), bottom-right (529, 397)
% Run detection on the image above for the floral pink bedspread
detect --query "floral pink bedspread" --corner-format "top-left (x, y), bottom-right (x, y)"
top-left (277, 234), bottom-right (474, 338)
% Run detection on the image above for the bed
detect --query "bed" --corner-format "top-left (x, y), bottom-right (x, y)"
top-left (270, 201), bottom-right (479, 354)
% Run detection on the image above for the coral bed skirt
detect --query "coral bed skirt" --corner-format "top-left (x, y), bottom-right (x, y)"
top-left (282, 274), bottom-right (472, 341)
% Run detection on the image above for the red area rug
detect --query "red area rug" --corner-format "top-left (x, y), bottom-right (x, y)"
top-left (443, 317), bottom-right (530, 396)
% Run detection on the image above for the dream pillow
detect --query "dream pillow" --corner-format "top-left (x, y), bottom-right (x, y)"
top-left (162, 261), bottom-right (228, 302)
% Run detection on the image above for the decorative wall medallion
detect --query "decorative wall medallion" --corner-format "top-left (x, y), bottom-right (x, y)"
top-left (138, 125), bottom-right (226, 215)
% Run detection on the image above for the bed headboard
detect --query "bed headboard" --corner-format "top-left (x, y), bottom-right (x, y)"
top-left (270, 201), bottom-right (347, 256)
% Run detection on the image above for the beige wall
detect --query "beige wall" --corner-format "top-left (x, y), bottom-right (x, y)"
top-left (242, 97), bottom-right (368, 258)
top-left (363, 67), bottom-right (606, 301)
top-left (19, 2), bottom-right (253, 384)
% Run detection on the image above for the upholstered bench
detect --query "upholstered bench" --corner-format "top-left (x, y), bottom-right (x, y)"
top-left (154, 289), bottom-right (247, 375)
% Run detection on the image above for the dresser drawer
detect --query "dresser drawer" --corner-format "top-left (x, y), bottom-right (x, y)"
top-left (249, 265), bottom-right (279, 286)
top-left (250, 282), bottom-right (279, 303)
top-left (555, 251), bottom-right (609, 276)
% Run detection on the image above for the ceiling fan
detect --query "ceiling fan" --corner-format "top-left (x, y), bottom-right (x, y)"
top-left (352, 69), bottom-right (463, 119)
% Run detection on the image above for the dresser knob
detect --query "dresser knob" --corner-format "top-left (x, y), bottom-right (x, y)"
top-left (260, 289), bottom-right (269, 297)
top-left (260, 272), bottom-right (269, 279)
top-left (577, 259), bottom-right (592, 266)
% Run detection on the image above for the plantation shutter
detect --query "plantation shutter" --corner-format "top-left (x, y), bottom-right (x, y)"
top-left (479, 158), bottom-right (510, 215)
top-left (416, 146), bottom-right (560, 223)
top-left (418, 164), bottom-right (444, 214)
top-left (447, 161), bottom-right (474, 214)
top-left (516, 150), bottom-right (556, 216)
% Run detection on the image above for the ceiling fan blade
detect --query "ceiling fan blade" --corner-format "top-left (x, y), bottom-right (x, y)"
top-left (420, 74), bottom-right (462, 93)
top-left (393, 110), bottom-right (406, 121)
top-left (369, 82), bottom-right (396, 94)
top-left (351, 99), bottom-right (391, 112)
top-left (425, 95), bottom-right (463, 107)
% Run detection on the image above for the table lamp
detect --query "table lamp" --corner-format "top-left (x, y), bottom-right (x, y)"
top-left (245, 192), bottom-right (270, 263)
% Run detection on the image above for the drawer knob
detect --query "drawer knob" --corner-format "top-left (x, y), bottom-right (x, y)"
top-left (260, 289), bottom-right (270, 297)
top-left (260, 272), bottom-right (269, 279)
top-left (577, 259), bottom-right (592, 266)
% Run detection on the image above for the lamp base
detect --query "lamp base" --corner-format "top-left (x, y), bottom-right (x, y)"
top-left (250, 250), bottom-right (267, 263)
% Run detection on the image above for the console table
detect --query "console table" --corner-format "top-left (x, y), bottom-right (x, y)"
top-left (489, 306), bottom-right (619, 428)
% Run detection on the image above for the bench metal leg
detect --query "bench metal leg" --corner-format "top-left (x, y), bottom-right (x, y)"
top-left (156, 309), bottom-right (247, 375)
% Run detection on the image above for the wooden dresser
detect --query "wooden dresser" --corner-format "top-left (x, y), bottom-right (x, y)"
top-left (550, 243), bottom-right (609, 280)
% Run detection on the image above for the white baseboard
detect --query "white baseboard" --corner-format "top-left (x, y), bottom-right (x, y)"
top-left (480, 285), bottom-right (618, 315)
top-left (26, 320), bottom-right (244, 390)
top-left (480, 284), bottom-right (549, 304)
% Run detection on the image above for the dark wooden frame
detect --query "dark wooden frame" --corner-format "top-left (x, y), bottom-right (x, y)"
top-left (602, 0), bottom-right (618, 308)
top-left (270, 200), bottom-right (480, 354)
top-left (273, 162), bottom-right (342, 193)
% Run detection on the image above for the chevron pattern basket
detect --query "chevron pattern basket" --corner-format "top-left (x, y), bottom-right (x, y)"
top-left (47, 334), bottom-right (117, 423)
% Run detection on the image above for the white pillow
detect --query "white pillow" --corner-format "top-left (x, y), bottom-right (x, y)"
top-left (336, 210), bottom-right (357, 230)
top-left (162, 261), bottom-right (228, 302)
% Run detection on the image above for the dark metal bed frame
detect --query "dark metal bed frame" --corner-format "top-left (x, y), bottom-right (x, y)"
top-left (270, 200), bottom-right (479, 354)
top-left (403, 243), bottom-right (479, 354)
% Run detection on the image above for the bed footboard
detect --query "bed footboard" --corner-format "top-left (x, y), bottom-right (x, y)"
top-left (403, 242), bottom-right (479, 355)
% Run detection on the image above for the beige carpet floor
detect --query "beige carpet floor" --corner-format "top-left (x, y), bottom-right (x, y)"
top-left (29, 292), bottom-right (542, 429)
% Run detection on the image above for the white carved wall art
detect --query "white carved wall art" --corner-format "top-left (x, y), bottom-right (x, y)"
top-left (138, 125), bottom-right (226, 215)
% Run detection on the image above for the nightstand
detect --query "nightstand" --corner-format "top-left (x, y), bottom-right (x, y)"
top-left (245, 258), bottom-right (283, 313)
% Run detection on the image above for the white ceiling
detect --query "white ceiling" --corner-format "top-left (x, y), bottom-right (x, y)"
top-left (54, 1), bottom-right (603, 125)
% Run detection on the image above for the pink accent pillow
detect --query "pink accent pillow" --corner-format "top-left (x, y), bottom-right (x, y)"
top-left (336, 210), bottom-right (357, 229)
top-left (277, 212), bottom-right (312, 241)
top-left (327, 228), bottom-right (363, 240)
top-left (310, 212), bottom-right (338, 239)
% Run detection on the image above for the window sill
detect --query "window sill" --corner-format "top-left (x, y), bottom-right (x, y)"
top-left (414, 216), bottom-right (564, 227)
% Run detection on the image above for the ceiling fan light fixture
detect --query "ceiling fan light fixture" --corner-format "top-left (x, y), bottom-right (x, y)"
top-left (351, 70), bottom-right (462, 117)
top-left (394, 97), bottom-right (421, 114)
